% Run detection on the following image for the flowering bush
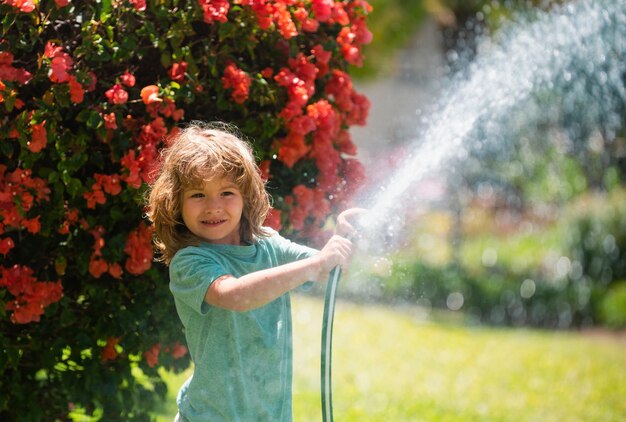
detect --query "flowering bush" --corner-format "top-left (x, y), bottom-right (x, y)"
top-left (0, 0), bottom-right (371, 419)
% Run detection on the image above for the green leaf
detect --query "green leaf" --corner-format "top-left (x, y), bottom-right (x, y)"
top-left (86, 110), bottom-right (103, 129)
top-left (100, 0), bottom-right (113, 22)
top-left (218, 22), bottom-right (237, 41)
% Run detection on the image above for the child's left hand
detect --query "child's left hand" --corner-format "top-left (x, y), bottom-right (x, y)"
top-left (336, 208), bottom-right (368, 239)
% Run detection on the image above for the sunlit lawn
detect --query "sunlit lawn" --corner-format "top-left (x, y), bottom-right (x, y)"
top-left (154, 295), bottom-right (626, 421)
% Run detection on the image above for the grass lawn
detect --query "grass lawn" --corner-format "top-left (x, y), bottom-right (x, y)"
top-left (155, 295), bottom-right (626, 421)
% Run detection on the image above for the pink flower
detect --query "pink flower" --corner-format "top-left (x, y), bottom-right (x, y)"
top-left (120, 71), bottom-right (136, 87)
top-left (49, 54), bottom-right (73, 83)
top-left (105, 84), bottom-right (128, 105)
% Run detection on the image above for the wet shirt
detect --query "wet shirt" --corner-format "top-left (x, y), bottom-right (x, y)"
top-left (169, 230), bottom-right (317, 422)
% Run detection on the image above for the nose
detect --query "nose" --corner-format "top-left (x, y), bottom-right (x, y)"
top-left (205, 196), bottom-right (222, 213)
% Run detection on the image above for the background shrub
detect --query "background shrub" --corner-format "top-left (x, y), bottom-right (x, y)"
top-left (599, 281), bottom-right (626, 328)
top-left (0, 0), bottom-right (371, 419)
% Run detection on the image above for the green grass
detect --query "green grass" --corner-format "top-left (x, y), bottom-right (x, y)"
top-left (154, 295), bottom-right (626, 421)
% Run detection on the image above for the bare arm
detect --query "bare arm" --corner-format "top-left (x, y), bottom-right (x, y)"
top-left (205, 234), bottom-right (353, 312)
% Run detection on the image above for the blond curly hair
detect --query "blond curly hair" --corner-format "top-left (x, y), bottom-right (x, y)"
top-left (146, 122), bottom-right (271, 264)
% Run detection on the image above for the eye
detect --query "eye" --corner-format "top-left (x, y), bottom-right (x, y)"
top-left (189, 192), bottom-right (205, 198)
top-left (221, 191), bottom-right (235, 197)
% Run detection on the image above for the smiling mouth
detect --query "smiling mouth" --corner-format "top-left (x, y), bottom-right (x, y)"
top-left (201, 219), bottom-right (226, 226)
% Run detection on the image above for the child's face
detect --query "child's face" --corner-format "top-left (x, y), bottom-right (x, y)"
top-left (181, 176), bottom-right (244, 245)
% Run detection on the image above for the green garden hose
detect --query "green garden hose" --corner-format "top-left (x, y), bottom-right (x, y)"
top-left (321, 265), bottom-right (342, 422)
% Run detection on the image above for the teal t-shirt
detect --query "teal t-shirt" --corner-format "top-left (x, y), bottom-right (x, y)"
top-left (169, 229), bottom-right (317, 422)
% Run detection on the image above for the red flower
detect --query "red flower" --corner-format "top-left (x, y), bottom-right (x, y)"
top-left (0, 237), bottom-right (14, 255)
top-left (44, 42), bottom-right (63, 59)
top-left (169, 61), bottom-right (187, 82)
top-left (4, 0), bottom-right (36, 13)
top-left (89, 254), bottom-right (108, 278)
top-left (101, 337), bottom-right (121, 362)
top-left (288, 115), bottom-right (315, 135)
top-left (170, 342), bottom-right (188, 359)
top-left (221, 62), bottom-right (251, 104)
top-left (346, 91), bottom-right (370, 126)
top-left (1, 265), bottom-right (63, 324)
top-left (288, 185), bottom-right (316, 230)
top-left (22, 216), bottom-right (41, 234)
top-left (335, 130), bottom-right (357, 155)
top-left (343, 158), bottom-right (366, 193)
top-left (198, 0), bottom-right (229, 24)
top-left (143, 343), bottom-right (160, 368)
top-left (54, 0), bottom-right (70, 8)
top-left (83, 183), bottom-right (105, 208)
top-left (261, 67), bottom-right (274, 78)
top-left (28, 121), bottom-right (47, 153)
top-left (103, 112), bottom-right (118, 130)
top-left (250, 1), bottom-right (273, 29)
top-left (95, 174), bottom-right (122, 196)
top-left (264, 208), bottom-right (282, 231)
top-left (277, 132), bottom-right (308, 168)
top-left (330, 2), bottom-right (350, 26)
top-left (68, 75), bottom-right (85, 104)
top-left (306, 100), bottom-right (336, 133)
top-left (274, 3), bottom-right (297, 39)
top-left (129, 0), bottom-right (146, 11)
top-left (301, 18), bottom-right (319, 33)
top-left (312, 0), bottom-right (333, 22)
top-left (120, 150), bottom-right (143, 189)
top-left (108, 263), bottom-right (123, 279)
top-left (124, 222), bottom-right (153, 275)
top-left (312, 44), bottom-right (331, 76)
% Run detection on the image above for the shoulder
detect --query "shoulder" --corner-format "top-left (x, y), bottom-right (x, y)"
top-left (170, 244), bottom-right (218, 270)
top-left (255, 227), bottom-right (287, 247)
top-left (256, 227), bottom-right (318, 259)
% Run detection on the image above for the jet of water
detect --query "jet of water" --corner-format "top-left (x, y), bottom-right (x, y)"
top-left (359, 0), bottom-right (626, 240)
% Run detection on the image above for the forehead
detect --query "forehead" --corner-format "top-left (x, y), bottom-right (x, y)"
top-left (184, 175), bottom-right (238, 190)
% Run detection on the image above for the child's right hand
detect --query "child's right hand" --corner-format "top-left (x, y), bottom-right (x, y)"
top-left (314, 234), bottom-right (354, 281)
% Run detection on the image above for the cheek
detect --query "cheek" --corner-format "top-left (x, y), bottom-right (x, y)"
top-left (180, 200), bottom-right (195, 221)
